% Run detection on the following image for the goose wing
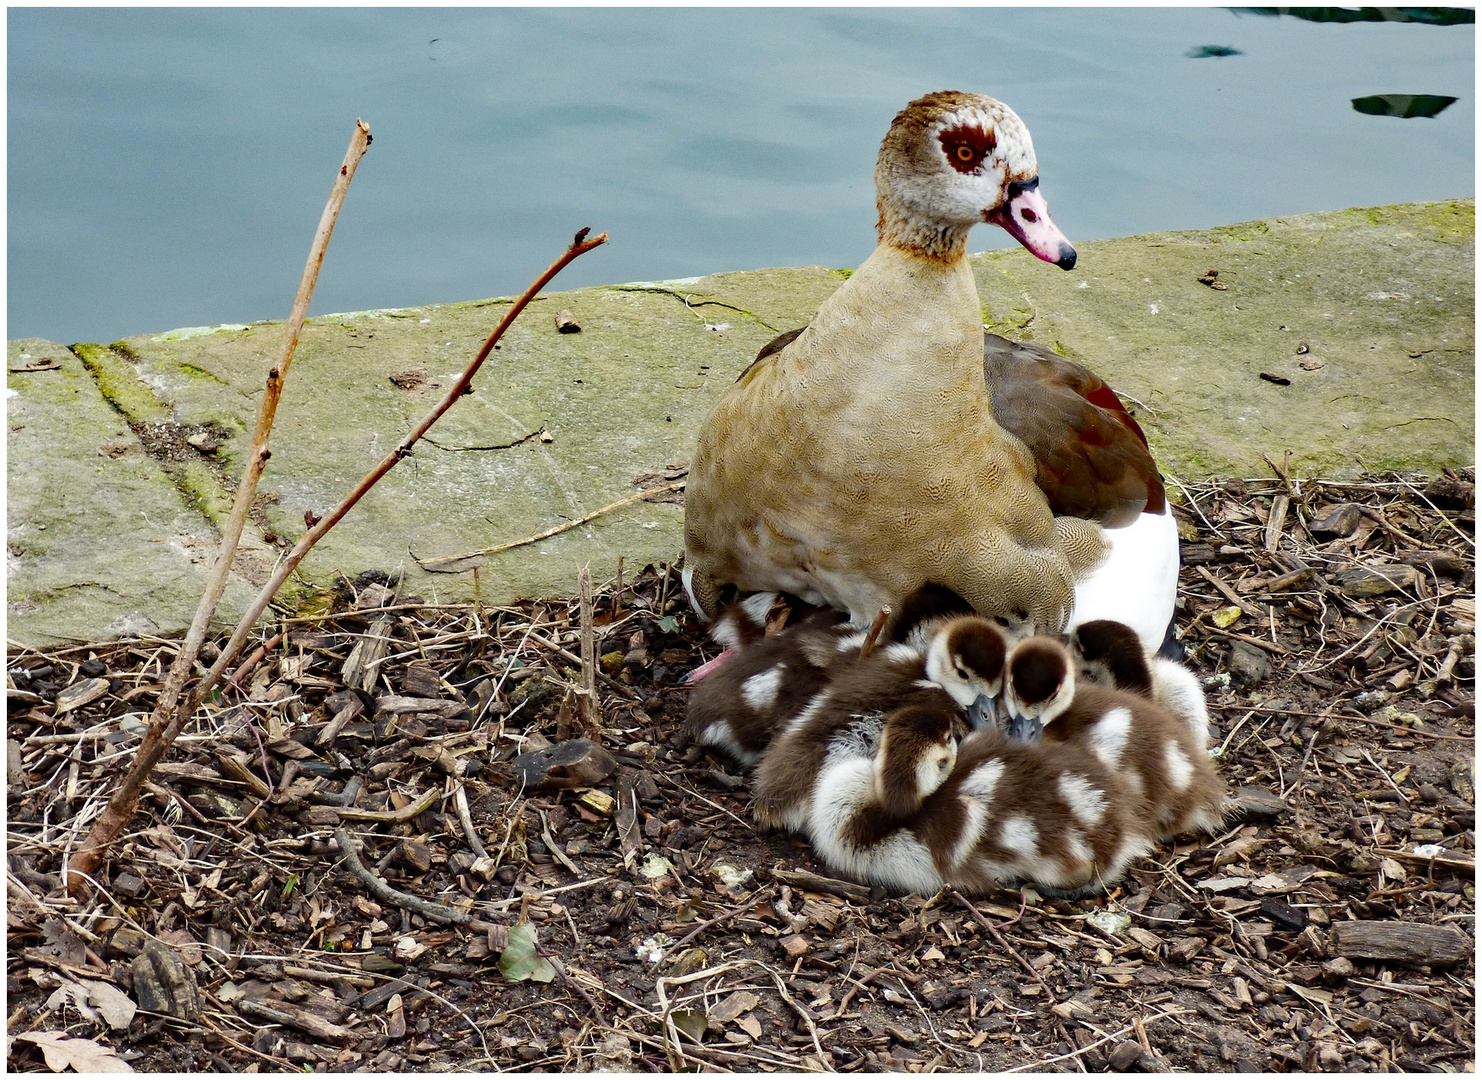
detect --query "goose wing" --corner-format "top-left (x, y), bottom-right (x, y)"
top-left (982, 334), bottom-right (1164, 527)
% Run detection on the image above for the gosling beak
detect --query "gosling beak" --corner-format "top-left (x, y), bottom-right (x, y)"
top-left (967, 693), bottom-right (997, 731)
top-left (1004, 711), bottom-right (1043, 744)
top-left (985, 177), bottom-right (1077, 270)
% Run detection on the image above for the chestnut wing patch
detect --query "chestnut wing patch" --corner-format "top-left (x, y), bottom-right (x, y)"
top-left (983, 334), bottom-right (1165, 525)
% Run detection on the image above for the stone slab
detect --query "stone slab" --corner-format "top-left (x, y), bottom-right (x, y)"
top-left (6, 200), bottom-right (1472, 646)
top-left (5, 339), bottom-right (259, 646)
top-left (971, 200), bottom-right (1474, 478)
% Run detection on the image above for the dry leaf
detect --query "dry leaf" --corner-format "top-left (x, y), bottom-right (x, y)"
top-left (79, 980), bottom-right (138, 1031)
top-left (709, 990), bottom-right (759, 1026)
top-left (13, 1031), bottom-right (133, 1073)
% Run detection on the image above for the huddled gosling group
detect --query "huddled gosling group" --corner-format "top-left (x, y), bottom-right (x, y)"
top-left (685, 586), bottom-right (1226, 898)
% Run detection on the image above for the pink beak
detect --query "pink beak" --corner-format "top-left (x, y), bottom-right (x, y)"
top-left (684, 646), bottom-right (736, 684)
top-left (985, 178), bottom-right (1077, 270)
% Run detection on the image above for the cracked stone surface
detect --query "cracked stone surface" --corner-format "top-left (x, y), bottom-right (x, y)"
top-left (6, 200), bottom-right (1473, 645)
top-left (6, 339), bottom-right (260, 646)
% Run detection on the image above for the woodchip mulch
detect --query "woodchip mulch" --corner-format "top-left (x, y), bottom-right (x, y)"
top-left (6, 468), bottom-right (1473, 1073)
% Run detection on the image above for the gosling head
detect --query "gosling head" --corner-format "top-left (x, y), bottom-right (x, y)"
top-left (875, 90), bottom-right (1075, 267)
top-left (1003, 636), bottom-right (1076, 742)
top-left (873, 705), bottom-right (959, 819)
top-left (925, 616), bottom-right (1008, 731)
top-left (1069, 619), bottom-right (1152, 696)
top-left (885, 582), bottom-right (975, 651)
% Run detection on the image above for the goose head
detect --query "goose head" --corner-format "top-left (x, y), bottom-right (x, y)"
top-left (873, 705), bottom-right (959, 818)
top-left (1003, 636), bottom-right (1076, 742)
top-left (925, 616), bottom-right (1008, 730)
top-left (875, 90), bottom-right (1075, 267)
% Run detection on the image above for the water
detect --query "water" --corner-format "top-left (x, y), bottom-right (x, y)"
top-left (8, 7), bottom-right (1474, 344)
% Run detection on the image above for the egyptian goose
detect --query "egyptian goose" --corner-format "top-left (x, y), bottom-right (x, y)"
top-left (1002, 636), bottom-right (1225, 838)
top-left (1069, 618), bottom-right (1211, 750)
top-left (808, 714), bottom-right (1154, 898)
top-left (683, 90), bottom-right (1178, 653)
top-left (752, 616), bottom-right (1007, 832)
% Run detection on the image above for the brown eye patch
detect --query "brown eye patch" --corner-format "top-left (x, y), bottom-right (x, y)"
top-left (939, 123), bottom-right (997, 174)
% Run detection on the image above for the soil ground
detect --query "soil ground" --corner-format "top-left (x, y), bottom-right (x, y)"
top-left (6, 470), bottom-right (1474, 1073)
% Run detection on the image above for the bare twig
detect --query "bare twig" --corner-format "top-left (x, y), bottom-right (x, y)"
top-left (1003, 1009), bottom-right (1190, 1073)
top-left (415, 481), bottom-right (684, 567)
top-left (952, 890), bottom-right (1059, 1003)
top-left (227, 633), bottom-right (284, 689)
top-left (197, 227), bottom-right (609, 701)
top-left (829, 964), bottom-right (890, 1020)
top-left (452, 781), bottom-right (489, 861)
top-left (333, 828), bottom-right (497, 933)
top-left (66, 120), bottom-right (372, 894)
top-left (334, 786), bottom-right (441, 823)
top-left (535, 947), bottom-right (609, 1026)
top-left (662, 897), bottom-right (761, 961)
top-left (858, 605), bottom-right (892, 660)
top-left (577, 565), bottom-right (601, 734)
top-left (66, 223), bottom-right (607, 894)
top-left (1359, 747), bottom-right (1411, 806)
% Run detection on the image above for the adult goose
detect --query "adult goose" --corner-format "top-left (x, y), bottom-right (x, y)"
top-left (683, 90), bottom-right (1177, 652)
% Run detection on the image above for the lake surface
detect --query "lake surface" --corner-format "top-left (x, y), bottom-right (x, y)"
top-left (8, 7), bottom-right (1474, 343)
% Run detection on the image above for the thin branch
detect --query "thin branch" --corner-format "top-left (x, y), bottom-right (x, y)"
top-left (332, 828), bottom-right (497, 933)
top-left (577, 565), bottom-right (601, 734)
top-left (952, 890), bottom-right (1059, 1003)
top-left (452, 781), bottom-right (489, 861)
top-left (195, 227), bottom-right (608, 698)
top-left (66, 218), bottom-right (607, 894)
top-left (415, 481), bottom-right (684, 568)
top-left (65, 119), bottom-right (372, 894)
top-left (1002, 1009), bottom-right (1190, 1073)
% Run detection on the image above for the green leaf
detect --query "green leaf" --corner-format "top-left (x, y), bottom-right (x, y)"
top-left (654, 615), bottom-right (681, 635)
top-left (499, 922), bottom-right (540, 982)
top-left (499, 922), bottom-right (557, 984)
top-left (672, 1008), bottom-right (708, 1043)
top-left (282, 873), bottom-right (300, 898)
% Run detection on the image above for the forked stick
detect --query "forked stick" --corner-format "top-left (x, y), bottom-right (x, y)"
top-left (142, 119), bottom-right (371, 761)
top-left (66, 219), bottom-right (607, 893)
top-left (193, 226), bottom-right (608, 698)
top-left (66, 119), bottom-right (371, 893)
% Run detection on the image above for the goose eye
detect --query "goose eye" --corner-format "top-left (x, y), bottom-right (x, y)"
top-left (955, 145), bottom-right (976, 163)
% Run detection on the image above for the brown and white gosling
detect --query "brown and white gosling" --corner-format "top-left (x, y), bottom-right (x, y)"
top-left (807, 709), bottom-right (1154, 897)
top-left (1002, 635), bottom-right (1226, 839)
top-left (686, 583), bottom-right (994, 766)
top-left (752, 616), bottom-right (1008, 832)
top-left (1068, 618), bottom-right (1211, 750)
top-left (684, 592), bottom-right (851, 765)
